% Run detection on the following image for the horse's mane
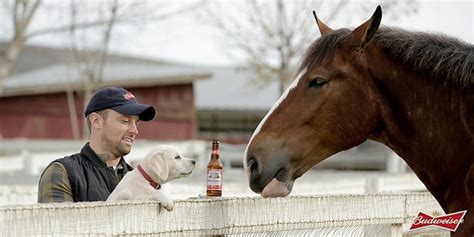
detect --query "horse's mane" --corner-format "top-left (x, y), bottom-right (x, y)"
top-left (300, 27), bottom-right (474, 88)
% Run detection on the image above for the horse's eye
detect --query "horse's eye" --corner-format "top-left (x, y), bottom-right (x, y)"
top-left (308, 78), bottom-right (328, 88)
top-left (175, 156), bottom-right (181, 159)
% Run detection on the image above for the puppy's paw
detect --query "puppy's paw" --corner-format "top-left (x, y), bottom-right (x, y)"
top-left (160, 199), bottom-right (174, 211)
top-left (153, 192), bottom-right (174, 211)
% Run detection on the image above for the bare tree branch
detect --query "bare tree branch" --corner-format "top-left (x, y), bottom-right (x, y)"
top-left (25, 1), bottom-right (205, 40)
top-left (0, 0), bottom-right (42, 96)
top-left (0, 1), bottom-right (204, 97)
top-left (199, 0), bottom-right (418, 94)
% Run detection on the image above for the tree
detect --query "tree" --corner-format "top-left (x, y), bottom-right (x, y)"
top-left (0, 0), bottom-right (41, 96)
top-left (1, 0), bottom-right (203, 138)
top-left (200, 0), bottom-right (419, 94)
top-left (0, 0), bottom-right (204, 96)
top-left (67, 0), bottom-right (122, 138)
top-left (64, 0), bottom-right (204, 138)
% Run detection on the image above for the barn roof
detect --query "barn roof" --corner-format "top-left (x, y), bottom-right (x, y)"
top-left (4, 63), bottom-right (211, 97)
top-left (1, 43), bottom-right (280, 109)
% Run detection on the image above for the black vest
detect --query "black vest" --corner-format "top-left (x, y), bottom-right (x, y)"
top-left (55, 143), bottom-right (133, 202)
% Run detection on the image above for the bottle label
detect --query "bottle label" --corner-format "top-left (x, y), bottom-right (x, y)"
top-left (207, 168), bottom-right (222, 191)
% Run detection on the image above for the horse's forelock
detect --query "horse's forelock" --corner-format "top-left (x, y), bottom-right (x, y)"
top-left (299, 29), bottom-right (351, 73)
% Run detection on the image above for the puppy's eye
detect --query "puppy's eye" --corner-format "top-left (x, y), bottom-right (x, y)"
top-left (175, 156), bottom-right (181, 159)
top-left (308, 77), bottom-right (328, 88)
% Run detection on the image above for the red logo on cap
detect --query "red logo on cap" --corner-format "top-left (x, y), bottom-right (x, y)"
top-left (124, 91), bottom-right (135, 100)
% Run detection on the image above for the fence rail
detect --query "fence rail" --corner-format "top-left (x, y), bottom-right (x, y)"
top-left (0, 193), bottom-right (448, 236)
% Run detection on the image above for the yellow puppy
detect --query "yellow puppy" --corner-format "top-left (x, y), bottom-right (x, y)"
top-left (107, 145), bottom-right (196, 211)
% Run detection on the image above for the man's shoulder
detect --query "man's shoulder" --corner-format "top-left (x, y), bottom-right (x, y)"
top-left (47, 153), bottom-right (84, 177)
top-left (39, 161), bottom-right (69, 185)
top-left (53, 152), bottom-right (82, 164)
top-left (48, 161), bottom-right (67, 170)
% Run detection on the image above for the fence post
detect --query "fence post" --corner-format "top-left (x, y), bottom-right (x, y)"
top-left (390, 224), bottom-right (403, 237)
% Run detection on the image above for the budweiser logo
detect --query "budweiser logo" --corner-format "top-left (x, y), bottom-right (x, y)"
top-left (409, 210), bottom-right (467, 232)
top-left (124, 91), bottom-right (135, 100)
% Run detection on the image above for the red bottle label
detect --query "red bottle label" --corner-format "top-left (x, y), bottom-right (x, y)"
top-left (207, 168), bottom-right (222, 191)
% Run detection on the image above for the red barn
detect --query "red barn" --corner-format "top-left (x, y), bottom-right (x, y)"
top-left (0, 44), bottom-right (211, 140)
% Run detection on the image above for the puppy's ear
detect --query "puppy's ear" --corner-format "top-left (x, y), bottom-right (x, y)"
top-left (151, 152), bottom-right (169, 182)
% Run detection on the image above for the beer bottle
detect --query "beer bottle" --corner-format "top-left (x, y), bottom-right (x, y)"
top-left (206, 139), bottom-right (223, 197)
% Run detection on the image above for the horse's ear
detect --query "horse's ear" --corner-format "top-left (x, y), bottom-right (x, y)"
top-left (313, 10), bottom-right (332, 36)
top-left (349, 5), bottom-right (382, 49)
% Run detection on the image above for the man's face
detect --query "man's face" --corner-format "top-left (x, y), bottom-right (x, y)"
top-left (99, 110), bottom-right (139, 158)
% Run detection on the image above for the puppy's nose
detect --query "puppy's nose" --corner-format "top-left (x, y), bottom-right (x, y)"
top-left (191, 160), bottom-right (196, 165)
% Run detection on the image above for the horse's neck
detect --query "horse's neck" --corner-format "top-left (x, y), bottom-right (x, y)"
top-left (374, 75), bottom-right (472, 161)
top-left (367, 51), bottom-right (473, 211)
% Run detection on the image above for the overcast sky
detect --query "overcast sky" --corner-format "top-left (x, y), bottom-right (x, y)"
top-left (2, 0), bottom-right (472, 66)
top-left (107, 0), bottom-right (473, 66)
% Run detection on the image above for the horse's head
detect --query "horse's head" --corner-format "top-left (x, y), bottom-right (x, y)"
top-left (245, 6), bottom-right (384, 197)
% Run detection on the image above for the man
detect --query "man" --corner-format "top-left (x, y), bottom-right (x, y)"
top-left (38, 87), bottom-right (156, 202)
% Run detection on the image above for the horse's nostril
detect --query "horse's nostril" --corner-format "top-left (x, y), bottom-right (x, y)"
top-left (191, 160), bottom-right (196, 165)
top-left (247, 156), bottom-right (255, 167)
top-left (247, 156), bottom-right (259, 174)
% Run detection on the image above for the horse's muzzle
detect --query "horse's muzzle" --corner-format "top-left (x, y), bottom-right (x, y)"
top-left (245, 151), bottom-right (292, 196)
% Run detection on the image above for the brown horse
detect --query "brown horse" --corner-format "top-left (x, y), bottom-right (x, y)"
top-left (244, 6), bottom-right (473, 236)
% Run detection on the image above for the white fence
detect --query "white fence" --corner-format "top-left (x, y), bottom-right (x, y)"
top-left (0, 139), bottom-right (441, 236)
top-left (0, 193), bottom-right (449, 236)
top-left (0, 139), bottom-right (401, 177)
top-left (0, 170), bottom-right (429, 207)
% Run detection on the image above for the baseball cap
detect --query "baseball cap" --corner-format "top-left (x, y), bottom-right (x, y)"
top-left (84, 87), bottom-right (156, 121)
